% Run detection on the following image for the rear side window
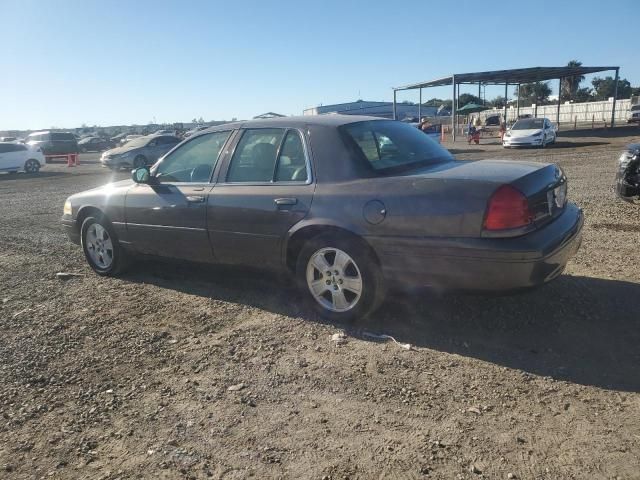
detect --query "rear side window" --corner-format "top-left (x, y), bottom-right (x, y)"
top-left (0, 144), bottom-right (27, 153)
top-left (275, 130), bottom-right (308, 182)
top-left (227, 129), bottom-right (285, 182)
top-left (156, 136), bottom-right (179, 145)
top-left (341, 120), bottom-right (452, 174)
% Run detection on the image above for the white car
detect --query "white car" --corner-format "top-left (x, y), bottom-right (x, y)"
top-left (627, 104), bottom-right (640, 124)
top-left (0, 142), bottom-right (45, 174)
top-left (503, 117), bottom-right (556, 148)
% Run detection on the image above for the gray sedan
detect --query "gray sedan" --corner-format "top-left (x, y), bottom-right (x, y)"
top-left (62, 115), bottom-right (583, 321)
top-left (100, 135), bottom-right (180, 170)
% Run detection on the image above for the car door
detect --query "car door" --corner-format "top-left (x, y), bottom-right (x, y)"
top-left (207, 128), bottom-right (315, 268)
top-left (124, 130), bottom-right (233, 262)
top-left (0, 143), bottom-right (25, 170)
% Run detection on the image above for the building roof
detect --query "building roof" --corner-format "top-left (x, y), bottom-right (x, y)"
top-left (394, 66), bottom-right (619, 90)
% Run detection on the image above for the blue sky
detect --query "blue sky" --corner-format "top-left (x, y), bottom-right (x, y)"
top-left (1, 0), bottom-right (638, 130)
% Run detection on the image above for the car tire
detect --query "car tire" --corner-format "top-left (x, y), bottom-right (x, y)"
top-left (295, 233), bottom-right (385, 322)
top-left (24, 159), bottom-right (40, 174)
top-left (81, 215), bottom-right (129, 276)
top-left (133, 155), bottom-right (147, 168)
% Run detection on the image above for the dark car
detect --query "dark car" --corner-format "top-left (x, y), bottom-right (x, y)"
top-left (26, 130), bottom-right (78, 158)
top-left (78, 136), bottom-right (115, 153)
top-left (61, 115), bottom-right (583, 321)
top-left (616, 144), bottom-right (640, 204)
top-left (99, 135), bottom-right (181, 170)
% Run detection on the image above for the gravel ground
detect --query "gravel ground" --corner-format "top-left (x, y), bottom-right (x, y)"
top-left (1, 127), bottom-right (639, 480)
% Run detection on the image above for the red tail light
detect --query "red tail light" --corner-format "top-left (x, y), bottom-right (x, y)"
top-left (483, 185), bottom-right (532, 230)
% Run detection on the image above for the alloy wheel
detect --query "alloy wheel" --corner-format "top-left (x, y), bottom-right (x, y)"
top-left (24, 159), bottom-right (39, 173)
top-left (85, 223), bottom-right (114, 269)
top-left (306, 247), bottom-right (363, 312)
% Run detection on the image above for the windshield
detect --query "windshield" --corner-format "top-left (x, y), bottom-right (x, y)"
top-left (340, 120), bottom-right (452, 174)
top-left (631, 105), bottom-right (640, 111)
top-left (512, 118), bottom-right (544, 130)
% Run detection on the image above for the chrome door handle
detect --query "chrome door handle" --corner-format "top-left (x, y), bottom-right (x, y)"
top-left (186, 195), bottom-right (205, 203)
top-left (274, 197), bottom-right (297, 206)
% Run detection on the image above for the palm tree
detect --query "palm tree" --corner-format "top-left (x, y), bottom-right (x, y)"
top-left (561, 60), bottom-right (585, 101)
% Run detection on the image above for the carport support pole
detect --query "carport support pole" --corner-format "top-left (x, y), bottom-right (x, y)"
top-left (393, 90), bottom-right (397, 120)
top-left (516, 83), bottom-right (520, 119)
top-left (611, 67), bottom-right (619, 128)
top-left (451, 75), bottom-right (456, 142)
top-left (418, 88), bottom-right (422, 121)
top-left (556, 77), bottom-right (562, 127)
top-left (503, 83), bottom-right (508, 123)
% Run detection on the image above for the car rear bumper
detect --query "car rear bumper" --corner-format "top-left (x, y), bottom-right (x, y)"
top-left (370, 203), bottom-right (583, 292)
top-left (61, 217), bottom-right (81, 245)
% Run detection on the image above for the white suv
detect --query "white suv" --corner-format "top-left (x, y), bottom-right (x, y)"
top-left (628, 104), bottom-right (640, 124)
top-left (0, 142), bottom-right (45, 174)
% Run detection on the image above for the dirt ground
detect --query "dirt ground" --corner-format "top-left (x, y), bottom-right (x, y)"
top-left (1, 127), bottom-right (639, 480)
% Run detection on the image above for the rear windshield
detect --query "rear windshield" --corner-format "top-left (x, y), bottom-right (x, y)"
top-left (340, 120), bottom-right (452, 174)
top-left (631, 105), bottom-right (640, 111)
top-left (512, 119), bottom-right (544, 130)
top-left (51, 132), bottom-right (75, 141)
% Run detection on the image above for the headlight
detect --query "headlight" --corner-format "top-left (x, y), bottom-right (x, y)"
top-left (63, 199), bottom-right (72, 216)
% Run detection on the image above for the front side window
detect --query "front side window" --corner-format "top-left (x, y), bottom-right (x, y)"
top-left (227, 129), bottom-right (285, 182)
top-left (341, 120), bottom-right (452, 174)
top-left (155, 131), bottom-right (230, 183)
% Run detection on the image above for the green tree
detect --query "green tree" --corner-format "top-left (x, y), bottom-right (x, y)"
top-left (573, 87), bottom-right (593, 103)
top-left (515, 82), bottom-right (552, 106)
top-left (561, 60), bottom-right (585, 101)
top-left (489, 96), bottom-right (507, 108)
top-left (423, 98), bottom-right (452, 110)
top-left (457, 93), bottom-right (482, 108)
top-left (591, 76), bottom-right (632, 100)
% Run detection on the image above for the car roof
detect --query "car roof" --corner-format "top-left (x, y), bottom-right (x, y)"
top-left (199, 114), bottom-right (386, 134)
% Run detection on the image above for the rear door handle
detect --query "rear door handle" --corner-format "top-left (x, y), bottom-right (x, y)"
top-left (186, 195), bottom-right (205, 203)
top-left (274, 197), bottom-right (297, 207)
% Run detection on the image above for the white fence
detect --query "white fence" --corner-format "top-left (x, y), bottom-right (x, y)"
top-left (479, 98), bottom-right (632, 125)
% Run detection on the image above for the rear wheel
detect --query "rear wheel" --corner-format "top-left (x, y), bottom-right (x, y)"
top-left (24, 159), bottom-right (40, 173)
top-left (296, 234), bottom-right (385, 322)
top-left (81, 215), bottom-right (129, 276)
top-left (133, 155), bottom-right (147, 168)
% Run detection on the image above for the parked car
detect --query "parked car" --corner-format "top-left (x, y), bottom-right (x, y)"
top-left (25, 131), bottom-right (78, 158)
top-left (62, 115), bottom-right (583, 321)
top-left (100, 135), bottom-right (181, 170)
top-left (503, 117), bottom-right (556, 148)
top-left (485, 115), bottom-right (501, 126)
top-left (627, 104), bottom-right (640, 124)
top-left (0, 142), bottom-right (45, 173)
top-left (78, 136), bottom-right (115, 153)
top-left (615, 143), bottom-right (640, 204)
top-left (0, 136), bottom-right (17, 142)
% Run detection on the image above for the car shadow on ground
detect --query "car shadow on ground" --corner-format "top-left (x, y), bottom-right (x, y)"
top-left (0, 171), bottom-right (68, 181)
top-left (559, 126), bottom-right (640, 139)
top-left (124, 262), bottom-right (640, 393)
top-left (548, 141), bottom-right (610, 149)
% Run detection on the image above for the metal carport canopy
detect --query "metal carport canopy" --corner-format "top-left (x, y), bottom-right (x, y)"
top-left (392, 65), bottom-right (620, 140)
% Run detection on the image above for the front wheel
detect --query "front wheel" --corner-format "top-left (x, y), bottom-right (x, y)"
top-left (24, 159), bottom-right (40, 173)
top-left (296, 234), bottom-right (385, 322)
top-left (81, 215), bottom-right (129, 276)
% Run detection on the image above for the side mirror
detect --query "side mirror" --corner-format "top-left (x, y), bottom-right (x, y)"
top-left (132, 166), bottom-right (152, 184)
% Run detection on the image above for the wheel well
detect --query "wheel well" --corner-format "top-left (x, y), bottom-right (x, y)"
top-left (76, 207), bottom-right (108, 231)
top-left (285, 225), bottom-right (379, 272)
